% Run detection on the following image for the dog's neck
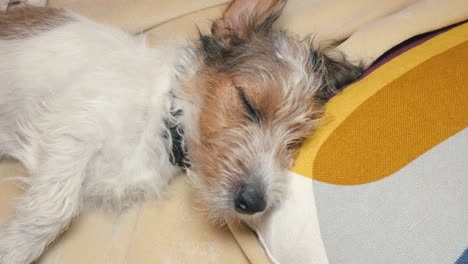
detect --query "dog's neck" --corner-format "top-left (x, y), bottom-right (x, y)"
top-left (164, 44), bottom-right (203, 169)
top-left (164, 100), bottom-right (189, 168)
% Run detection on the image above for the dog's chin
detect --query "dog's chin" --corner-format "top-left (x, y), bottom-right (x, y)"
top-left (231, 210), bottom-right (266, 228)
top-left (204, 207), bottom-right (266, 228)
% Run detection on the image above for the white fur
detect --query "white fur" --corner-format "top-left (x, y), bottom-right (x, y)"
top-left (0, 1), bottom-right (360, 261)
top-left (0, 0), bottom-right (47, 11)
top-left (0, 12), bottom-right (182, 263)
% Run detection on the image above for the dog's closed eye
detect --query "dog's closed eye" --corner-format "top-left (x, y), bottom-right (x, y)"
top-left (236, 86), bottom-right (261, 122)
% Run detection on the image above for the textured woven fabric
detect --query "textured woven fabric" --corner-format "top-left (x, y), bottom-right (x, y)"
top-left (258, 23), bottom-right (468, 264)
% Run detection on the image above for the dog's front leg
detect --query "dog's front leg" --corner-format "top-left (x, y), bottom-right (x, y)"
top-left (0, 140), bottom-right (91, 264)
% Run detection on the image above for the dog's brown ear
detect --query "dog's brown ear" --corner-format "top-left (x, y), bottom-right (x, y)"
top-left (309, 49), bottom-right (363, 102)
top-left (212, 0), bottom-right (286, 45)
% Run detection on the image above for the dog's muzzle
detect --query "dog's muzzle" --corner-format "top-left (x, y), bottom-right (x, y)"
top-left (234, 184), bottom-right (266, 215)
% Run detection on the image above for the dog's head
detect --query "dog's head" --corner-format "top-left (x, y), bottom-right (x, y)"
top-left (176, 0), bottom-right (362, 225)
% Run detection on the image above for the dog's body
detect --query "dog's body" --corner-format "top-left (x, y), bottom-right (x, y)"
top-left (0, 1), bottom-right (362, 263)
top-left (0, 9), bottom-right (183, 262)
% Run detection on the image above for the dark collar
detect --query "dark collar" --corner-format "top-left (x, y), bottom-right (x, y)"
top-left (164, 109), bottom-right (190, 168)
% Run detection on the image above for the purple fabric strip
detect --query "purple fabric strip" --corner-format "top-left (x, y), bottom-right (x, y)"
top-left (361, 21), bottom-right (465, 78)
top-left (334, 20), bottom-right (467, 96)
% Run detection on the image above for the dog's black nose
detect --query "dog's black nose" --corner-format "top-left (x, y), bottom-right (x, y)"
top-left (235, 185), bottom-right (266, 215)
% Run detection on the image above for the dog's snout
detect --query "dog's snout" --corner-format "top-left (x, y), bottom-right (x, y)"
top-left (234, 184), bottom-right (266, 215)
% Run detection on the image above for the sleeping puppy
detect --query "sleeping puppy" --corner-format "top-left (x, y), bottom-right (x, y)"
top-left (0, 0), bottom-right (361, 263)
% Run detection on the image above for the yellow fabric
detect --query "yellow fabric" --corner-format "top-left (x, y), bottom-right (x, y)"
top-left (315, 41), bottom-right (468, 185)
top-left (292, 23), bottom-right (468, 180)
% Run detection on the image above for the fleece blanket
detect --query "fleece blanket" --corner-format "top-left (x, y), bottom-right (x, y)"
top-left (0, 0), bottom-right (467, 263)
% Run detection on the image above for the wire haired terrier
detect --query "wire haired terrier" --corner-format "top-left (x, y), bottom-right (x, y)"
top-left (0, 0), bottom-right (362, 262)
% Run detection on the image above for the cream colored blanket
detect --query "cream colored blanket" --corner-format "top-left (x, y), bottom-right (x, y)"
top-left (0, 0), bottom-right (466, 263)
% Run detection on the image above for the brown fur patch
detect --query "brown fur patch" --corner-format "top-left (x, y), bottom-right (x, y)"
top-left (189, 73), bottom-right (244, 188)
top-left (186, 54), bottom-right (320, 187)
top-left (0, 7), bottom-right (71, 39)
